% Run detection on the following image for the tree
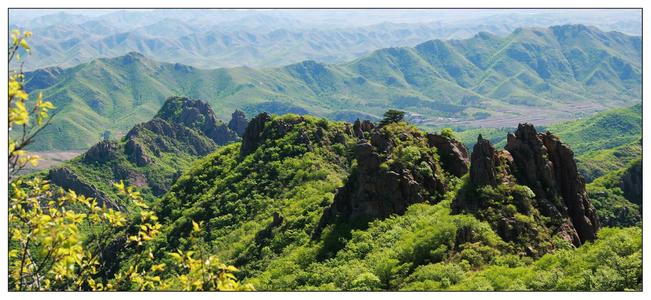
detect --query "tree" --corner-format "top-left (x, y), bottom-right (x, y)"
top-left (8, 30), bottom-right (55, 180)
top-left (380, 109), bottom-right (406, 126)
top-left (7, 30), bottom-right (253, 292)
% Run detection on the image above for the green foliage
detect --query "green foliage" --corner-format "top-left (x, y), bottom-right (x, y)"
top-left (447, 227), bottom-right (641, 291)
top-left (586, 159), bottom-right (641, 227)
top-left (9, 178), bottom-right (250, 291)
top-left (439, 127), bottom-right (455, 139)
top-left (11, 26), bottom-right (642, 292)
top-left (547, 104), bottom-right (641, 155)
top-left (456, 180), bottom-right (555, 257)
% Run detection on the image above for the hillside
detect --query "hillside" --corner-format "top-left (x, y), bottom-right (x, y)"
top-left (23, 25), bottom-right (641, 151)
top-left (45, 96), bottom-right (243, 205)
top-left (587, 159), bottom-right (642, 227)
top-left (142, 112), bottom-right (640, 291)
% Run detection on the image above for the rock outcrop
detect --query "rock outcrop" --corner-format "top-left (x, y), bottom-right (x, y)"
top-left (455, 123), bottom-right (600, 249)
top-left (621, 159), bottom-right (642, 207)
top-left (155, 96), bottom-right (239, 145)
top-left (469, 135), bottom-right (500, 186)
top-left (83, 140), bottom-right (119, 164)
top-left (352, 119), bottom-right (375, 139)
top-left (240, 112), bottom-right (273, 157)
top-left (228, 110), bottom-right (249, 137)
top-left (48, 167), bottom-right (118, 209)
top-left (426, 133), bottom-right (469, 177)
top-left (538, 131), bottom-right (599, 243)
top-left (315, 122), bottom-right (452, 237)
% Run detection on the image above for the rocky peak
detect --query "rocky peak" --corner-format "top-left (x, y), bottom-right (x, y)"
top-left (155, 96), bottom-right (239, 145)
top-left (469, 135), bottom-right (499, 186)
top-left (315, 123), bottom-right (448, 237)
top-left (83, 140), bottom-right (119, 164)
top-left (539, 131), bottom-right (599, 243)
top-left (427, 133), bottom-right (469, 177)
top-left (228, 110), bottom-right (249, 137)
top-left (240, 112), bottom-right (273, 157)
top-left (505, 124), bottom-right (599, 245)
top-left (505, 124), bottom-right (558, 203)
top-left (458, 123), bottom-right (599, 249)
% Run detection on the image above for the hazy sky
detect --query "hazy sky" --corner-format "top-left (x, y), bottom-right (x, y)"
top-left (10, 8), bottom-right (641, 27)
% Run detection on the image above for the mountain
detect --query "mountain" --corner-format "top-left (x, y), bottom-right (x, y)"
top-left (23, 25), bottom-right (641, 151)
top-left (11, 9), bottom-right (641, 71)
top-left (46, 97), bottom-right (241, 206)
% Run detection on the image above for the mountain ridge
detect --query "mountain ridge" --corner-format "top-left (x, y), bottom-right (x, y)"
top-left (22, 25), bottom-right (641, 151)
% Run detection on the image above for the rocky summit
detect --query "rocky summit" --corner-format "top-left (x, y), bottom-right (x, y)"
top-left (228, 110), bottom-right (249, 137)
top-left (454, 123), bottom-right (599, 255)
top-left (315, 119), bottom-right (469, 236)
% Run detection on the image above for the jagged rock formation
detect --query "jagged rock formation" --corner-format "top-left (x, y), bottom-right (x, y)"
top-left (240, 112), bottom-right (273, 157)
top-left (155, 96), bottom-right (239, 145)
top-left (427, 133), bottom-right (469, 177)
top-left (537, 131), bottom-right (600, 243)
top-left (467, 135), bottom-right (514, 187)
top-left (315, 121), bottom-right (456, 236)
top-left (454, 123), bottom-right (600, 251)
top-left (228, 110), bottom-right (249, 137)
top-left (48, 167), bottom-right (118, 209)
top-left (352, 119), bottom-right (375, 138)
top-left (83, 140), bottom-right (119, 164)
top-left (468, 135), bottom-right (498, 186)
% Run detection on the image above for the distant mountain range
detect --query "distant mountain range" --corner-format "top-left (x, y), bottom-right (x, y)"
top-left (11, 9), bottom-right (641, 70)
top-left (22, 25), bottom-right (641, 151)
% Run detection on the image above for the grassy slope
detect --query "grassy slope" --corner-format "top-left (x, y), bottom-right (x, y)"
top-left (586, 159), bottom-right (641, 227)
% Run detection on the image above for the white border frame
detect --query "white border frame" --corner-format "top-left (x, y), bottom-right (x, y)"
top-left (1, 1), bottom-right (648, 299)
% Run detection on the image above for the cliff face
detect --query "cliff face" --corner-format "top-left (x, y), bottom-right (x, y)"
top-left (455, 123), bottom-right (599, 251)
top-left (426, 133), bottom-right (469, 177)
top-left (315, 120), bottom-right (469, 236)
top-left (83, 140), bottom-right (120, 164)
top-left (228, 110), bottom-right (249, 137)
top-left (240, 112), bottom-right (273, 157)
